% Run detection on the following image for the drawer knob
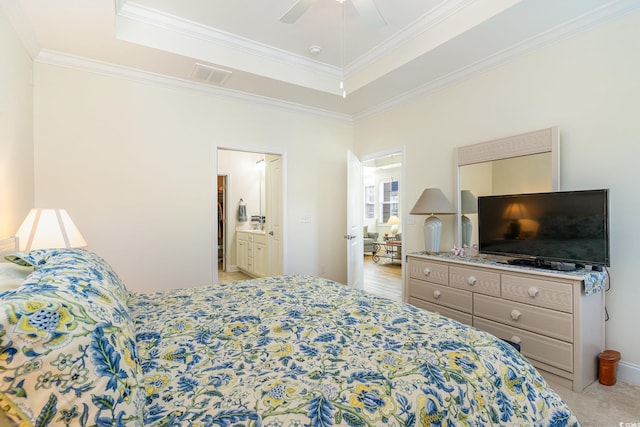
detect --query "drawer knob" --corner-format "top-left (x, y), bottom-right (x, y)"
top-left (423, 268), bottom-right (431, 276)
top-left (433, 290), bottom-right (441, 299)
top-left (467, 276), bottom-right (477, 286)
top-left (510, 309), bottom-right (522, 321)
top-left (510, 336), bottom-right (522, 344)
top-left (527, 287), bottom-right (540, 298)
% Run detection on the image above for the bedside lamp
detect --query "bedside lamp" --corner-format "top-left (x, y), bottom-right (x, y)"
top-left (410, 188), bottom-right (455, 253)
top-left (460, 190), bottom-right (477, 247)
top-left (387, 215), bottom-right (400, 237)
top-left (15, 209), bottom-right (87, 251)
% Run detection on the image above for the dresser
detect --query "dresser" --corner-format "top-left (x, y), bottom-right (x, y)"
top-left (406, 253), bottom-right (606, 392)
top-left (236, 231), bottom-right (268, 277)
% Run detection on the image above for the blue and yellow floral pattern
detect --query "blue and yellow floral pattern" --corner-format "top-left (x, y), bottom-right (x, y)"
top-left (131, 276), bottom-right (580, 427)
top-left (1, 249), bottom-right (580, 426)
top-left (1, 249), bottom-right (144, 426)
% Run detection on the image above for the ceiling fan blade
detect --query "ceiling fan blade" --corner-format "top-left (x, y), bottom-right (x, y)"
top-left (350, 0), bottom-right (386, 29)
top-left (280, 0), bottom-right (317, 24)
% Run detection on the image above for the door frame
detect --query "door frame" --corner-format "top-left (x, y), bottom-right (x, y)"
top-left (213, 144), bottom-right (288, 284)
top-left (360, 146), bottom-right (406, 301)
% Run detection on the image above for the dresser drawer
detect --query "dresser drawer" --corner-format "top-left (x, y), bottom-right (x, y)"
top-left (449, 266), bottom-right (500, 297)
top-left (408, 259), bottom-right (448, 285)
top-left (474, 294), bottom-right (573, 342)
top-left (409, 298), bottom-right (472, 326)
top-left (409, 278), bottom-right (472, 313)
top-left (501, 274), bottom-right (573, 313)
top-left (474, 318), bottom-right (573, 372)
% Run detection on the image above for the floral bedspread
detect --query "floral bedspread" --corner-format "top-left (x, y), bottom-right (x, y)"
top-left (0, 249), bottom-right (579, 426)
top-left (130, 275), bottom-right (580, 427)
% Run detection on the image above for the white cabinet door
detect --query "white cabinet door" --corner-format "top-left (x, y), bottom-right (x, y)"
top-left (253, 242), bottom-right (268, 277)
top-left (237, 237), bottom-right (249, 272)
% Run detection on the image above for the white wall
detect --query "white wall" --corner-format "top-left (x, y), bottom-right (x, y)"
top-left (0, 9), bottom-right (34, 236)
top-left (33, 63), bottom-right (352, 291)
top-left (354, 11), bottom-right (640, 379)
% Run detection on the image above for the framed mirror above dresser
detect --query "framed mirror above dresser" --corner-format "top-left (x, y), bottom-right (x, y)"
top-left (454, 127), bottom-right (560, 248)
top-left (406, 128), bottom-right (605, 392)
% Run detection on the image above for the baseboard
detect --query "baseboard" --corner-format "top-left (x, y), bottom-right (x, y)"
top-left (618, 360), bottom-right (640, 386)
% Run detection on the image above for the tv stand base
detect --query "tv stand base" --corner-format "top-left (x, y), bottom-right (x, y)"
top-left (507, 258), bottom-right (578, 271)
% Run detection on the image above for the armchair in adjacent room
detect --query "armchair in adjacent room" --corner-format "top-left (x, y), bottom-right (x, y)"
top-left (363, 226), bottom-right (379, 255)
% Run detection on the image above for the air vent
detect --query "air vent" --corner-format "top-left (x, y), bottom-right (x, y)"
top-left (190, 63), bottom-right (232, 86)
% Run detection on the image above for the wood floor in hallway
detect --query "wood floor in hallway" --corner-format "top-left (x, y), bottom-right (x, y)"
top-left (217, 255), bottom-right (403, 302)
top-left (363, 254), bottom-right (403, 301)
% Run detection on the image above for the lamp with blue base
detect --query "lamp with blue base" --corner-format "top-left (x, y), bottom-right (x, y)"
top-left (410, 188), bottom-right (456, 253)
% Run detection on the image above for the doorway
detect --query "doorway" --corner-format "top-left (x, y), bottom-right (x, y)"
top-left (361, 150), bottom-right (404, 301)
top-left (214, 147), bottom-right (285, 284)
top-left (217, 175), bottom-right (227, 270)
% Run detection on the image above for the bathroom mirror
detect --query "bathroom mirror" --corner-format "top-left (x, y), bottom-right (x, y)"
top-left (454, 127), bottom-right (560, 248)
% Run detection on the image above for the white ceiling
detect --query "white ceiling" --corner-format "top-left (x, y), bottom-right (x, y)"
top-left (3, 0), bottom-right (639, 118)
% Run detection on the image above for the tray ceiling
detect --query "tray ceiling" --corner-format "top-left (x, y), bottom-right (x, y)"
top-left (3, 0), bottom-right (638, 118)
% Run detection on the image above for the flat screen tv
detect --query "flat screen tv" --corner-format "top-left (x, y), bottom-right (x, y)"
top-left (478, 189), bottom-right (609, 268)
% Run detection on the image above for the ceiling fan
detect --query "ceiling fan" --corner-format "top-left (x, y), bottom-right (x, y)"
top-left (280, 0), bottom-right (386, 29)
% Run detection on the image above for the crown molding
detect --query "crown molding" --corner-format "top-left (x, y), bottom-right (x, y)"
top-left (10, 0), bottom-right (639, 124)
top-left (35, 49), bottom-right (353, 123)
top-left (346, 0), bottom-right (473, 75)
top-left (116, 1), bottom-right (342, 84)
top-left (354, 0), bottom-right (640, 122)
top-left (116, 1), bottom-right (340, 75)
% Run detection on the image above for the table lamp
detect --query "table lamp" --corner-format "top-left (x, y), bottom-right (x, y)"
top-left (410, 188), bottom-right (455, 253)
top-left (387, 215), bottom-right (400, 237)
top-left (460, 190), bottom-right (477, 247)
top-left (15, 209), bottom-right (87, 251)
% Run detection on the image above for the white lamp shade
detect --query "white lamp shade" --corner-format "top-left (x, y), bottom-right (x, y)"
top-left (15, 209), bottom-right (87, 251)
top-left (387, 215), bottom-right (400, 225)
top-left (387, 215), bottom-right (400, 235)
top-left (410, 188), bottom-right (456, 215)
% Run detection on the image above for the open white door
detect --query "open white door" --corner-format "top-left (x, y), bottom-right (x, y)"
top-left (266, 154), bottom-right (283, 276)
top-left (347, 150), bottom-right (364, 290)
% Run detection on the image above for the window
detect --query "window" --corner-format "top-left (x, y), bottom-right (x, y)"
top-left (379, 180), bottom-right (398, 224)
top-left (364, 185), bottom-right (375, 219)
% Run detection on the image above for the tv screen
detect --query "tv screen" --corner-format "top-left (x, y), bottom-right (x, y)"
top-left (478, 189), bottom-right (609, 267)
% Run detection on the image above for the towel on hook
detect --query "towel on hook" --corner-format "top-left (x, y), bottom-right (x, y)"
top-left (238, 203), bottom-right (247, 222)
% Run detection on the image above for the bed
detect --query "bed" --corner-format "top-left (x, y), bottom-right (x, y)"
top-left (0, 243), bottom-right (580, 426)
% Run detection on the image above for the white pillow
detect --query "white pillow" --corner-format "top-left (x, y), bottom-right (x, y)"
top-left (0, 262), bottom-right (34, 292)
